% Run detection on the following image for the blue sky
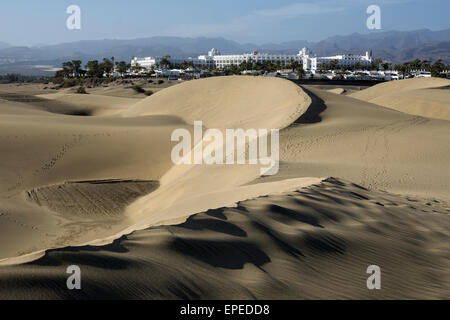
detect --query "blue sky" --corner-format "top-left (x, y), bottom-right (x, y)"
top-left (0, 0), bottom-right (449, 46)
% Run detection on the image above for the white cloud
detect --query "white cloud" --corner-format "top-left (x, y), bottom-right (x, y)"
top-left (164, 1), bottom-right (346, 38)
top-left (162, 0), bottom-right (417, 40)
top-left (254, 2), bottom-right (344, 19)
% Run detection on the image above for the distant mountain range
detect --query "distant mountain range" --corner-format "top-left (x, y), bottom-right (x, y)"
top-left (1, 28), bottom-right (449, 75)
top-left (0, 42), bottom-right (10, 50)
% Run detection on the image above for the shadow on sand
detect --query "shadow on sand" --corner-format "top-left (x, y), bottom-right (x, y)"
top-left (294, 87), bottom-right (327, 124)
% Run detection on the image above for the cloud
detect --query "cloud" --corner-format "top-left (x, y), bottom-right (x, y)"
top-left (254, 2), bottom-right (345, 19)
top-left (162, 0), bottom-right (418, 40)
top-left (164, 1), bottom-right (346, 38)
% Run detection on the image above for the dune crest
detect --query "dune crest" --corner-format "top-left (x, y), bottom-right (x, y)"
top-left (349, 77), bottom-right (450, 120)
top-left (0, 76), bottom-right (314, 263)
top-left (2, 76), bottom-right (450, 299)
top-left (327, 88), bottom-right (346, 95)
top-left (1, 178), bottom-right (448, 299)
top-left (124, 76), bottom-right (311, 130)
top-left (117, 76), bottom-right (315, 234)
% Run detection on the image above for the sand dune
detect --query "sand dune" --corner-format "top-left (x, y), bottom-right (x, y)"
top-left (124, 76), bottom-right (310, 130)
top-left (327, 87), bottom-right (346, 95)
top-left (1, 178), bottom-right (448, 299)
top-left (27, 180), bottom-right (159, 218)
top-left (35, 93), bottom-right (140, 116)
top-left (0, 109), bottom-right (188, 259)
top-left (349, 78), bottom-right (450, 120)
top-left (0, 91), bottom-right (139, 116)
top-left (115, 76), bottom-right (315, 239)
top-left (1, 76), bottom-right (449, 299)
top-left (255, 85), bottom-right (450, 201)
top-left (0, 76), bottom-right (313, 262)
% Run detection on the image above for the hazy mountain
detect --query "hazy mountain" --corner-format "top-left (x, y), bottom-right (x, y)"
top-left (0, 28), bottom-right (449, 75)
top-left (396, 41), bottom-right (450, 63)
top-left (0, 42), bottom-right (9, 50)
top-left (312, 28), bottom-right (450, 59)
top-left (253, 40), bottom-right (314, 54)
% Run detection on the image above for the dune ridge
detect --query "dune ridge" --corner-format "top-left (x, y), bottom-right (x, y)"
top-left (0, 76), bottom-right (314, 263)
top-left (349, 77), bottom-right (450, 120)
top-left (1, 76), bottom-right (450, 299)
top-left (255, 85), bottom-right (450, 201)
top-left (123, 76), bottom-right (310, 130)
top-left (1, 178), bottom-right (448, 299)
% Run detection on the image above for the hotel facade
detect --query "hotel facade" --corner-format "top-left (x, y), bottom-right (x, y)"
top-left (131, 47), bottom-right (373, 72)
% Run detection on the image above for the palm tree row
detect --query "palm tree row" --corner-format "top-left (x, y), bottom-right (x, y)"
top-left (55, 57), bottom-right (131, 79)
top-left (394, 59), bottom-right (449, 77)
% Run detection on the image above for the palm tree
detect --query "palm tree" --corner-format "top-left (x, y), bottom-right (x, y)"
top-left (62, 61), bottom-right (74, 77)
top-left (431, 59), bottom-right (445, 77)
top-left (71, 60), bottom-right (82, 77)
top-left (372, 58), bottom-right (383, 70)
top-left (410, 59), bottom-right (422, 70)
top-left (159, 55), bottom-right (172, 69)
top-left (86, 60), bottom-right (103, 78)
top-left (101, 58), bottom-right (114, 76)
top-left (115, 61), bottom-right (128, 77)
top-left (420, 60), bottom-right (431, 71)
top-left (329, 59), bottom-right (339, 71)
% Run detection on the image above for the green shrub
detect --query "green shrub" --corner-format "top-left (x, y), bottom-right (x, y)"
top-left (132, 85), bottom-right (146, 93)
top-left (144, 90), bottom-right (153, 96)
top-left (62, 79), bottom-right (78, 88)
top-left (52, 77), bottom-right (64, 85)
top-left (76, 86), bottom-right (88, 94)
top-left (157, 79), bottom-right (164, 85)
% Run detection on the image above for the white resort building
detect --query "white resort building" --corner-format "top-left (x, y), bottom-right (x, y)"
top-left (130, 56), bottom-right (158, 69)
top-left (131, 47), bottom-right (373, 72)
top-left (131, 56), bottom-right (189, 69)
top-left (197, 48), bottom-right (304, 69)
top-left (308, 51), bottom-right (373, 71)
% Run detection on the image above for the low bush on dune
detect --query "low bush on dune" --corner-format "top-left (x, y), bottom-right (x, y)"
top-left (132, 85), bottom-right (153, 96)
top-left (132, 85), bottom-right (146, 93)
top-left (51, 76), bottom-right (116, 89)
top-left (62, 78), bottom-right (79, 88)
top-left (157, 80), bottom-right (164, 85)
top-left (76, 86), bottom-right (88, 94)
top-left (0, 74), bottom-right (51, 84)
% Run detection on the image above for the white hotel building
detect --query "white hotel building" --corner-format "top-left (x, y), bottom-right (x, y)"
top-left (197, 48), bottom-right (304, 69)
top-left (131, 47), bottom-right (373, 72)
top-left (308, 51), bottom-right (373, 71)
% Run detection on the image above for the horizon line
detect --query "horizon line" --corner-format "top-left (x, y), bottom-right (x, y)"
top-left (3, 26), bottom-right (449, 48)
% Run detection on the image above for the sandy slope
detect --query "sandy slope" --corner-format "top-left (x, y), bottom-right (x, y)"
top-left (255, 86), bottom-right (450, 201)
top-left (327, 87), bottom-right (346, 95)
top-left (0, 76), bottom-right (313, 262)
top-left (1, 178), bottom-right (448, 299)
top-left (124, 76), bottom-right (309, 130)
top-left (1, 76), bottom-right (449, 299)
top-left (0, 108), bottom-right (188, 259)
top-left (349, 77), bottom-right (450, 120)
top-left (0, 91), bottom-right (139, 116)
top-left (115, 76), bottom-right (314, 238)
top-left (35, 93), bottom-right (140, 116)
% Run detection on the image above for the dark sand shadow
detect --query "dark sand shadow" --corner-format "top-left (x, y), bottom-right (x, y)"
top-left (294, 87), bottom-right (327, 124)
top-left (0, 92), bottom-right (94, 116)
